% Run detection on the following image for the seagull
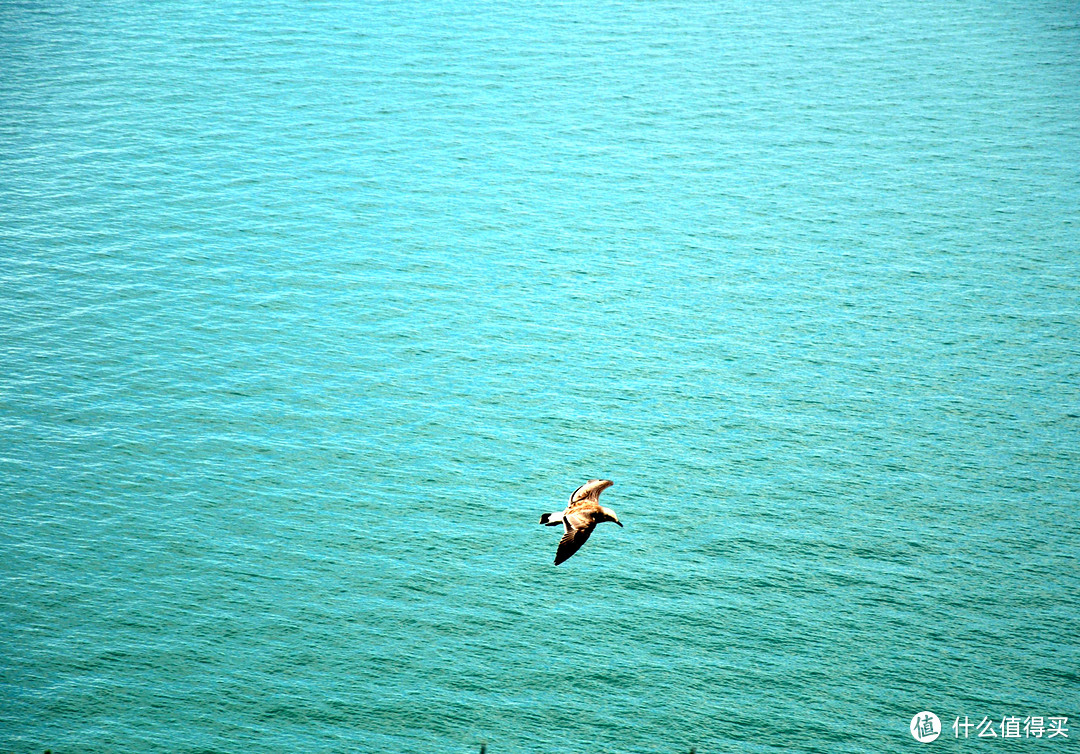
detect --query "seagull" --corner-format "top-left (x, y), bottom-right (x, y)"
top-left (539, 479), bottom-right (622, 565)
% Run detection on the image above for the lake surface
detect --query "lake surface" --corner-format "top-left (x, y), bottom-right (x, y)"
top-left (2, 0), bottom-right (1078, 751)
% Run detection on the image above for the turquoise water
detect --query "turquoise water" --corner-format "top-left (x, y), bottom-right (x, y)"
top-left (2, 0), bottom-right (1079, 751)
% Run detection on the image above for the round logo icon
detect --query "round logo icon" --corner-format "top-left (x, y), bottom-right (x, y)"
top-left (911, 711), bottom-right (941, 742)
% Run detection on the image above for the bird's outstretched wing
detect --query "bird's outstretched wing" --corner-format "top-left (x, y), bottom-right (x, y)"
top-left (568, 479), bottom-right (613, 510)
top-left (554, 523), bottom-right (594, 565)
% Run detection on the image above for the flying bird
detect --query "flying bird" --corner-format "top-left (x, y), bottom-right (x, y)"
top-left (539, 479), bottom-right (622, 565)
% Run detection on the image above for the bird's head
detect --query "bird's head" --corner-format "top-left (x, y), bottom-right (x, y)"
top-left (600, 506), bottom-right (623, 527)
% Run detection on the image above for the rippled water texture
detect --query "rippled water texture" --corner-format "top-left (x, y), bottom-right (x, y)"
top-left (2, 1), bottom-right (1078, 751)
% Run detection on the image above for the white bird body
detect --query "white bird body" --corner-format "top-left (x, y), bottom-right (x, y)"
top-left (539, 479), bottom-right (622, 565)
